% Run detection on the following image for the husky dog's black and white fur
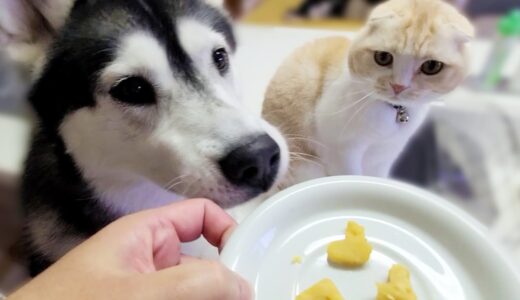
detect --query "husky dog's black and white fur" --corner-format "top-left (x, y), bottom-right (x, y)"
top-left (5, 0), bottom-right (289, 276)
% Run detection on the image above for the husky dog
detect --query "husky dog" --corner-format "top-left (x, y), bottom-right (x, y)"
top-left (3, 0), bottom-right (288, 275)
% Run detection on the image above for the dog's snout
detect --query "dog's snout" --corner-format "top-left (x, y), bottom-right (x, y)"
top-left (219, 134), bottom-right (281, 192)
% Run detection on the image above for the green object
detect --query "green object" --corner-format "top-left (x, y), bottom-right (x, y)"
top-left (498, 9), bottom-right (520, 37)
top-left (482, 10), bottom-right (520, 89)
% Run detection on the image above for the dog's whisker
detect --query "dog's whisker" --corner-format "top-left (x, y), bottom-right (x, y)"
top-left (289, 151), bottom-right (320, 160)
top-left (290, 154), bottom-right (324, 169)
top-left (289, 151), bottom-right (324, 169)
top-left (164, 174), bottom-right (189, 186)
top-left (181, 177), bottom-right (199, 196)
top-left (185, 178), bottom-right (203, 197)
top-left (166, 179), bottom-right (187, 191)
top-left (163, 174), bottom-right (190, 191)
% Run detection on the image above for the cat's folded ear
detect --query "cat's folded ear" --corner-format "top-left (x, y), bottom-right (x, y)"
top-left (0, 0), bottom-right (75, 70)
top-left (437, 1), bottom-right (475, 44)
top-left (365, 1), bottom-right (400, 32)
top-left (448, 15), bottom-right (475, 44)
top-left (366, 6), bottom-right (397, 25)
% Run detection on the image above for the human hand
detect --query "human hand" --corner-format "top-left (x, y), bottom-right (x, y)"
top-left (8, 199), bottom-right (251, 300)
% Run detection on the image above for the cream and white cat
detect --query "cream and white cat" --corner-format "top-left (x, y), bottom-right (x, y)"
top-left (263, 0), bottom-right (474, 188)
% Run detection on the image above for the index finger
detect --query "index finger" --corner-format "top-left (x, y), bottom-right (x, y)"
top-left (144, 198), bottom-right (236, 247)
top-left (137, 199), bottom-right (236, 270)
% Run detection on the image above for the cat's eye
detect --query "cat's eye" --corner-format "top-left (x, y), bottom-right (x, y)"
top-left (110, 76), bottom-right (156, 105)
top-left (213, 48), bottom-right (229, 75)
top-left (420, 60), bottom-right (444, 75)
top-left (374, 51), bottom-right (393, 67)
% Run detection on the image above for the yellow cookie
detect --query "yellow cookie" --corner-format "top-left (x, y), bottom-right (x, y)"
top-left (327, 221), bottom-right (372, 267)
top-left (296, 278), bottom-right (345, 300)
top-left (377, 264), bottom-right (417, 300)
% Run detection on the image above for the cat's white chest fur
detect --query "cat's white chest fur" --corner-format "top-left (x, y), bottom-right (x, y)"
top-left (313, 73), bottom-right (430, 177)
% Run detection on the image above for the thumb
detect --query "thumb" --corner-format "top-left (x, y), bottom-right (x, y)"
top-left (131, 260), bottom-right (253, 300)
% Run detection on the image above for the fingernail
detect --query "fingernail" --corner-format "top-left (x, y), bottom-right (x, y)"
top-left (237, 276), bottom-right (253, 300)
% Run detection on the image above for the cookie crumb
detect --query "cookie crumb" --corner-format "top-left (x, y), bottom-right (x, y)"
top-left (291, 255), bottom-right (303, 264)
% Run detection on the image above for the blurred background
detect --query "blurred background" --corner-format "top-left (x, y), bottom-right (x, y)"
top-left (0, 0), bottom-right (519, 294)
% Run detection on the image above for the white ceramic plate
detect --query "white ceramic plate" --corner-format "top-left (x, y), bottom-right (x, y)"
top-left (221, 176), bottom-right (520, 300)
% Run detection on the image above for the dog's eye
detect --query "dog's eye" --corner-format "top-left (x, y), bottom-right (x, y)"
top-left (374, 51), bottom-right (393, 67)
top-left (421, 60), bottom-right (444, 76)
top-left (109, 76), bottom-right (156, 105)
top-left (212, 48), bottom-right (229, 74)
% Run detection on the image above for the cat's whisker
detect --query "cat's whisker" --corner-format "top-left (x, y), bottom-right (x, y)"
top-left (348, 79), bottom-right (371, 85)
top-left (312, 89), bottom-right (370, 113)
top-left (340, 98), bottom-right (373, 136)
top-left (321, 91), bottom-right (375, 116)
top-left (285, 136), bottom-right (328, 149)
top-left (344, 99), bottom-right (372, 126)
top-left (335, 91), bottom-right (375, 115)
top-left (345, 89), bottom-right (371, 95)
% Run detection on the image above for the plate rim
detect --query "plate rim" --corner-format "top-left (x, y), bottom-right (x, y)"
top-left (221, 176), bottom-right (520, 284)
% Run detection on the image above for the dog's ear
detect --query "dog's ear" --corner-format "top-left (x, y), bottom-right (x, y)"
top-left (0, 0), bottom-right (75, 71)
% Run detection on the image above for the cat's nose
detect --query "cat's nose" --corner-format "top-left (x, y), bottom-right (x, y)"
top-left (390, 83), bottom-right (408, 95)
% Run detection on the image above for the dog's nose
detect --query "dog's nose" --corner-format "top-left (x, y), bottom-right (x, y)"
top-left (219, 134), bottom-right (281, 191)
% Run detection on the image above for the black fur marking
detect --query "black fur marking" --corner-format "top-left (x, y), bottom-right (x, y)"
top-left (23, 0), bottom-right (236, 275)
top-left (27, 253), bottom-right (53, 278)
top-left (22, 128), bottom-right (117, 274)
top-left (128, 0), bottom-right (202, 87)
